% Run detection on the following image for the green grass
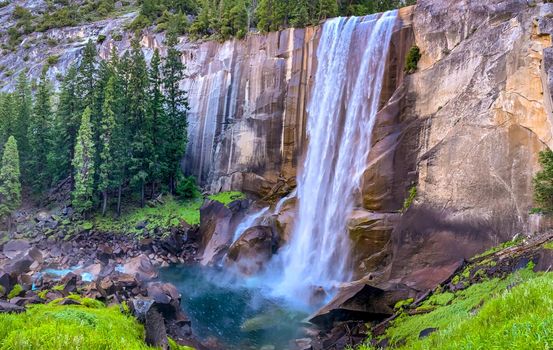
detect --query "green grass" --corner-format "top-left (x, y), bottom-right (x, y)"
top-left (82, 191), bottom-right (245, 236)
top-left (0, 301), bottom-right (154, 349)
top-left (472, 237), bottom-right (523, 259)
top-left (208, 191), bottom-right (246, 206)
top-left (357, 265), bottom-right (553, 350)
top-left (92, 196), bottom-right (202, 235)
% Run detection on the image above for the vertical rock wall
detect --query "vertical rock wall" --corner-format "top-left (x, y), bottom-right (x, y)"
top-left (180, 28), bottom-right (319, 196)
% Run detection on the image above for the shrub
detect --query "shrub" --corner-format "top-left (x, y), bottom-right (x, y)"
top-left (404, 45), bottom-right (421, 74)
top-left (176, 176), bottom-right (201, 200)
top-left (97, 34), bottom-right (106, 43)
top-left (7, 284), bottom-right (23, 299)
top-left (46, 54), bottom-right (59, 66)
top-left (128, 14), bottom-right (151, 31)
top-left (112, 31), bottom-right (123, 41)
top-left (402, 186), bottom-right (417, 213)
top-left (533, 149), bottom-right (553, 212)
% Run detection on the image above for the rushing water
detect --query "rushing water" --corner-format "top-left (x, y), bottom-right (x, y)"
top-left (232, 207), bottom-right (271, 243)
top-left (161, 11), bottom-right (398, 348)
top-left (273, 12), bottom-right (398, 301)
top-left (159, 265), bottom-right (309, 350)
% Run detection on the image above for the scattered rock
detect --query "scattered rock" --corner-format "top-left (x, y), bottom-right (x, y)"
top-left (0, 301), bottom-right (25, 313)
top-left (419, 327), bottom-right (438, 339)
top-left (123, 255), bottom-right (158, 282)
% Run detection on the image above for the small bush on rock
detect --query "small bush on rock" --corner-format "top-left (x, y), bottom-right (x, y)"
top-left (404, 46), bottom-right (421, 74)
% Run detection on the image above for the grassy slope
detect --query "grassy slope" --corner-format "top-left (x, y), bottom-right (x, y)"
top-left (0, 297), bottom-right (192, 350)
top-left (89, 191), bottom-right (245, 235)
top-left (358, 264), bottom-right (553, 349)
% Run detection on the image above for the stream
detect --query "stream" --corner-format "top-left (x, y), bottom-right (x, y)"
top-left (159, 265), bottom-right (311, 350)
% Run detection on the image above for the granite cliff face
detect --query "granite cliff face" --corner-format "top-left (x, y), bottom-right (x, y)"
top-left (2, 0), bottom-right (553, 293)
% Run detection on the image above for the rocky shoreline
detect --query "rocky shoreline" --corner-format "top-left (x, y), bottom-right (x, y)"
top-left (0, 208), bottom-right (205, 350)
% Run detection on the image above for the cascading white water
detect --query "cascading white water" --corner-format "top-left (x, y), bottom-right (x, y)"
top-left (232, 207), bottom-right (270, 243)
top-left (274, 11), bottom-right (397, 301)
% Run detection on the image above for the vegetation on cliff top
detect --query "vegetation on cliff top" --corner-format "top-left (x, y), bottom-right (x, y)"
top-left (133, 0), bottom-right (417, 41)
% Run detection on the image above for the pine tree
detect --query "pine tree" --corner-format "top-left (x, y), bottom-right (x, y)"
top-left (112, 49), bottom-right (131, 216)
top-left (163, 33), bottom-right (189, 194)
top-left (316, 0), bottom-right (338, 21)
top-left (149, 49), bottom-right (169, 194)
top-left (98, 76), bottom-right (117, 215)
top-left (128, 38), bottom-right (153, 207)
top-left (28, 68), bottom-right (52, 193)
top-left (0, 94), bottom-right (16, 154)
top-left (189, 0), bottom-right (213, 38)
top-left (290, 0), bottom-right (310, 27)
top-left (78, 40), bottom-right (98, 109)
top-left (14, 73), bottom-right (32, 185)
top-left (72, 107), bottom-right (96, 215)
top-left (49, 65), bottom-right (81, 184)
top-left (0, 136), bottom-right (21, 232)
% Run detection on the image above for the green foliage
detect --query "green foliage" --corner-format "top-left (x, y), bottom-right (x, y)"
top-left (92, 195), bottom-right (202, 233)
top-left (98, 76), bottom-right (117, 214)
top-left (364, 272), bottom-right (553, 350)
top-left (28, 69), bottom-right (53, 193)
top-left (7, 284), bottom-right (23, 299)
top-left (163, 34), bottom-right (189, 193)
top-left (31, 0), bottom-right (133, 32)
top-left (533, 149), bottom-right (553, 212)
top-left (404, 45), bottom-right (421, 74)
top-left (128, 14), bottom-right (152, 31)
top-left (169, 337), bottom-right (195, 350)
top-left (394, 298), bottom-right (414, 311)
top-left (13, 73), bottom-right (32, 184)
top-left (0, 302), bottom-right (160, 349)
top-left (46, 55), bottom-right (60, 66)
top-left (358, 266), bottom-right (541, 349)
top-left (2, 30), bottom-right (191, 214)
top-left (0, 136), bottom-right (21, 228)
top-left (208, 191), bottom-right (246, 206)
top-left (473, 237), bottom-right (523, 259)
top-left (176, 175), bottom-right (201, 200)
top-left (402, 186), bottom-right (417, 213)
top-left (49, 65), bottom-right (80, 184)
top-left (72, 107), bottom-right (96, 214)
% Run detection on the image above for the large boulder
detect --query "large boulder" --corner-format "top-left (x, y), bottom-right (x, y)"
top-left (226, 226), bottom-right (279, 275)
top-left (3, 240), bottom-right (31, 259)
top-left (123, 254), bottom-right (157, 283)
top-left (198, 199), bottom-right (248, 266)
top-left (309, 283), bottom-right (416, 330)
top-left (3, 246), bottom-right (43, 275)
top-left (347, 210), bottom-right (399, 278)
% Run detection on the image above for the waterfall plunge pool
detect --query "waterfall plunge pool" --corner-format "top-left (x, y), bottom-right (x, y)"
top-left (159, 264), bottom-right (311, 350)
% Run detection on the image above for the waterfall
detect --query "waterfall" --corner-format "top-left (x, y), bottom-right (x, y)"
top-left (232, 207), bottom-right (270, 243)
top-left (274, 12), bottom-right (397, 301)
